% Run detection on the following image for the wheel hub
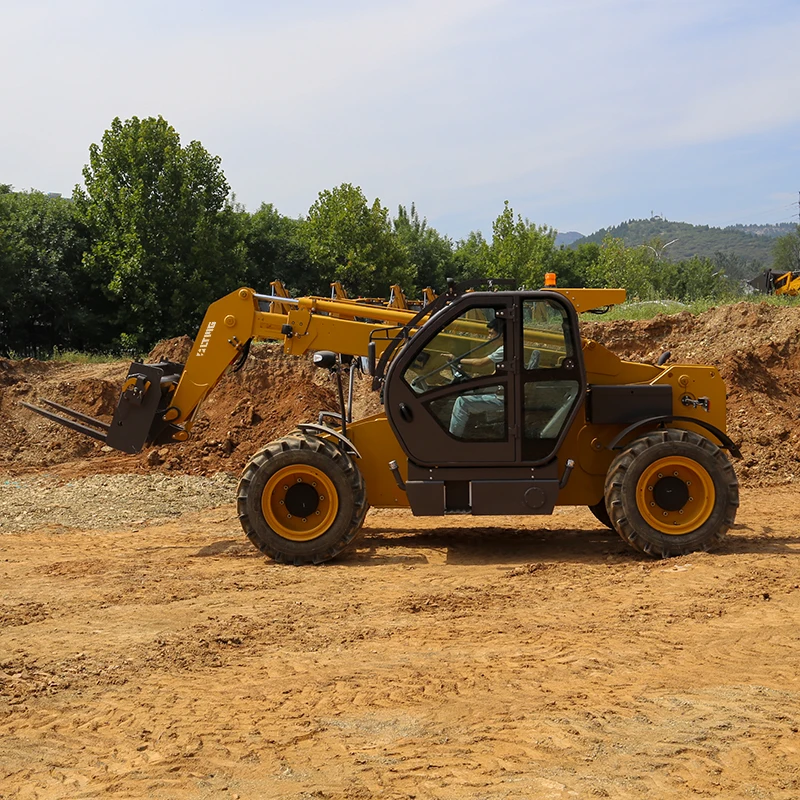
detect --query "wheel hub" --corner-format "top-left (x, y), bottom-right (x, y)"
top-left (636, 455), bottom-right (715, 535)
top-left (652, 475), bottom-right (689, 511)
top-left (284, 483), bottom-right (320, 517)
top-left (261, 464), bottom-right (339, 542)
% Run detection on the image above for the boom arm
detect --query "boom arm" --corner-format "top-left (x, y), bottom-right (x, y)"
top-left (22, 284), bottom-right (628, 454)
top-left (162, 287), bottom-right (419, 433)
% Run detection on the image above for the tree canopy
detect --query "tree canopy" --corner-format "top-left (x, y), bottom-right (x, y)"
top-left (301, 183), bottom-right (414, 297)
top-left (75, 115), bottom-right (243, 349)
top-left (0, 189), bottom-right (89, 354)
top-left (486, 201), bottom-right (556, 288)
top-left (0, 116), bottom-right (763, 356)
top-left (772, 225), bottom-right (800, 274)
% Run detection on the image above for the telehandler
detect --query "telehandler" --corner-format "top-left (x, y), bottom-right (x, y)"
top-left (23, 279), bottom-right (740, 564)
top-left (775, 271), bottom-right (800, 297)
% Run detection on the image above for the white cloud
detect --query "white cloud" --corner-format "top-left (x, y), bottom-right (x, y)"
top-left (1, 0), bottom-right (798, 233)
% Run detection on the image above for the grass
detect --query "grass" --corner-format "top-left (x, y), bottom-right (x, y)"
top-left (4, 347), bottom-right (131, 363)
top-left (50, 349), bottom-right (129, 364)
top-left (583, 293), bottom-right (800, 322)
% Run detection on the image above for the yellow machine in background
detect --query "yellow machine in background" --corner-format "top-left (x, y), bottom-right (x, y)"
top-left (775, 271), bottom-right (800, 296)
top-left (24, 278), bottom-right (740, 564)
top-left (747, 268), bottom-right (800, 296)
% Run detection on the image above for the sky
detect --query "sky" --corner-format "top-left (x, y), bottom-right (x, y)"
top-left (2, 0), bottom-right (799, 239)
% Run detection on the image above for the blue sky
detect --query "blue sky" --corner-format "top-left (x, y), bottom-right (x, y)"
top-left (2, 0), bottom-right (799, 239)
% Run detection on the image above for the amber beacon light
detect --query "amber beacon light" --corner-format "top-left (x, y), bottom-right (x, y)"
top-left (544, 272), bottom-right (557, 287)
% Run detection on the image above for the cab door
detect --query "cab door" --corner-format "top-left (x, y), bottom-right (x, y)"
top-left (385, 291), bottom-right (586, 469)
top-left (516, 295), bottom-right (586, 462)
top-left (385, 295), bottom-right (516, 466)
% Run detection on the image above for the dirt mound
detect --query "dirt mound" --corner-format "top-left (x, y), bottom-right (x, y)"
top-left (2, 301), bottom-right (798, 486)
top-left (147, 334), bottom-right (194, 363)
top-left (0, 358), bottom-right (130, 470)
top-left (164, 343), bottom-right (346, 475)
top-left (583, 302), bottom-right (800, 485)
top-left (1, 344), bottom-right (352, 477)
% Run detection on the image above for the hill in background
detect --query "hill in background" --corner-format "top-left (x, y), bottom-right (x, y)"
top-left (554, 231), bottom-right (584, 246)
top-left (571, 218), bottom-right (796, 269)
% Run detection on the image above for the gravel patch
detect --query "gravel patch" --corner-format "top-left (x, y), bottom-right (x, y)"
top-left (0, 472), bottom-right (239, 532)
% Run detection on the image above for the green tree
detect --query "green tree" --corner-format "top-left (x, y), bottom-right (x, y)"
top-left (772, 225), bottom-right (800, 273)
top-left (0, 189), bottom-right (90, 355)
top-left (654, 255), bottom-right (733, 301)
top-left (243, 204), bottom-right (313, 294)
top-left (588, 236), bottom-right (654, 299)
top-left (487, 201), bottom-right (556, 288)
top-left (711, 251), bottom-right (762, 283)
top-left (75, 116), bottom-right (244, 350)
top-left (301, 183), bottom-right (413, 297)
top-left (452, 230), bottom-right (491, 284)
top-left (393, 204), bottom-right (455, 292)
top-left (548, 242), bottom-right (600, 288)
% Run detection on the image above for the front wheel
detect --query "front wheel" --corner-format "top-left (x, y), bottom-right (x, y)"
top-left (605, 429), bottom-right (739, 557)
top-left (237, 433), bottom-right (368, 564)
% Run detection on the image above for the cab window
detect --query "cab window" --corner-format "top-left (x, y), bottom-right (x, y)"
top-left (521, 299), bottom-right (581, 452)
top-left (401, 307), bottom-right (505, 395)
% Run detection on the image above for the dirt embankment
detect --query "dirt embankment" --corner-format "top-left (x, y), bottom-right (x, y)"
top-left (583, 302), bottom-right (800, 486)
top-left (0, 341), bottom-right (361, 478)
top-left (0, 301), bottom-right (798, 484)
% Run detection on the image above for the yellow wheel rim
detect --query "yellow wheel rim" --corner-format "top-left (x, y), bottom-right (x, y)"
top-left (262, 465), bottom-right (338, 541)
top-left (636, 456), bottom-right (715, 535)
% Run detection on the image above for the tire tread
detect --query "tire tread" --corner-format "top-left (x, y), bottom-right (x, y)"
top-left (237, 433), bottom-right (368, 564)
top-left (604, 429), bottom-right (739, 558)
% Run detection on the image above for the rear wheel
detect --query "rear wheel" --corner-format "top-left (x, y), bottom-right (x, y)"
top-left (237, 433), bottom-right (368, 564)
top-left (605, 429), bottom-right (738, 557)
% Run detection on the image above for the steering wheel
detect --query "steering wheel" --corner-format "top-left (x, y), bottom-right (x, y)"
top-left (411, 353), bottom-right (470, 390)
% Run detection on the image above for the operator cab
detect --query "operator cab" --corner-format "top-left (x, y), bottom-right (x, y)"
top-left (384, 291), bottom-right (586, 516)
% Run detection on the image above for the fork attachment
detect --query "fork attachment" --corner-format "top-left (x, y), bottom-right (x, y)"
top-left (20, 398), bottom-right (110, 442)
top-left (22, 360), bottom-right (185, 454)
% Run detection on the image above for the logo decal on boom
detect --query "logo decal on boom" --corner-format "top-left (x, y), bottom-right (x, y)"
top-left (196, 321), bottom-right (217, 356)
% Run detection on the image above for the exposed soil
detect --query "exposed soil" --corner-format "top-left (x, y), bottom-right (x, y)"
top-left (0, 339), bottom-right (383, 480)
top-left (2, 302), bottom-right (799, 485)
top-left (1, 301), bottom-right (800, 798)
top-left (1, 490), bottom-right (799, 798)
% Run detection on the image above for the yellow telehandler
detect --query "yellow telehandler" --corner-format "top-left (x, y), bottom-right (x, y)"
top-left (23, 279), bottom-right (740, 563)
top-left (775, 271), bottom-right (800, 296)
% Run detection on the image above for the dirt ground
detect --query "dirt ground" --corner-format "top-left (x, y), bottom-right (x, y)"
top-left (2, 301), bottom-right (800, 798)
top-left (1, 488), bottom-right (799, 799)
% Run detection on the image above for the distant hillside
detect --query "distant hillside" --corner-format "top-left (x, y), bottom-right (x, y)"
top-left (725, 222), bottom-right (797, 238)
top-left (555, 230), bottom-right (584, 247)
top-left (573, 218), bottom-right (796, 268)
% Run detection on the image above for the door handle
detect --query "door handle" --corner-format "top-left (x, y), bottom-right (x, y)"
top-left (398, 402), bottom-right (413, 422)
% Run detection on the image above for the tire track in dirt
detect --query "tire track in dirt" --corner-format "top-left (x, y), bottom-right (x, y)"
top-left (2, 489), bottom-right (800, 798)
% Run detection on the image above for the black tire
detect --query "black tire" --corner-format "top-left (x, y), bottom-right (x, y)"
top-left (604, 429), bottom-right (739, 557)
top-left (588, 500), bottom-right (613, 529)
top-left (237, 433), bottom-right (368, 564)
